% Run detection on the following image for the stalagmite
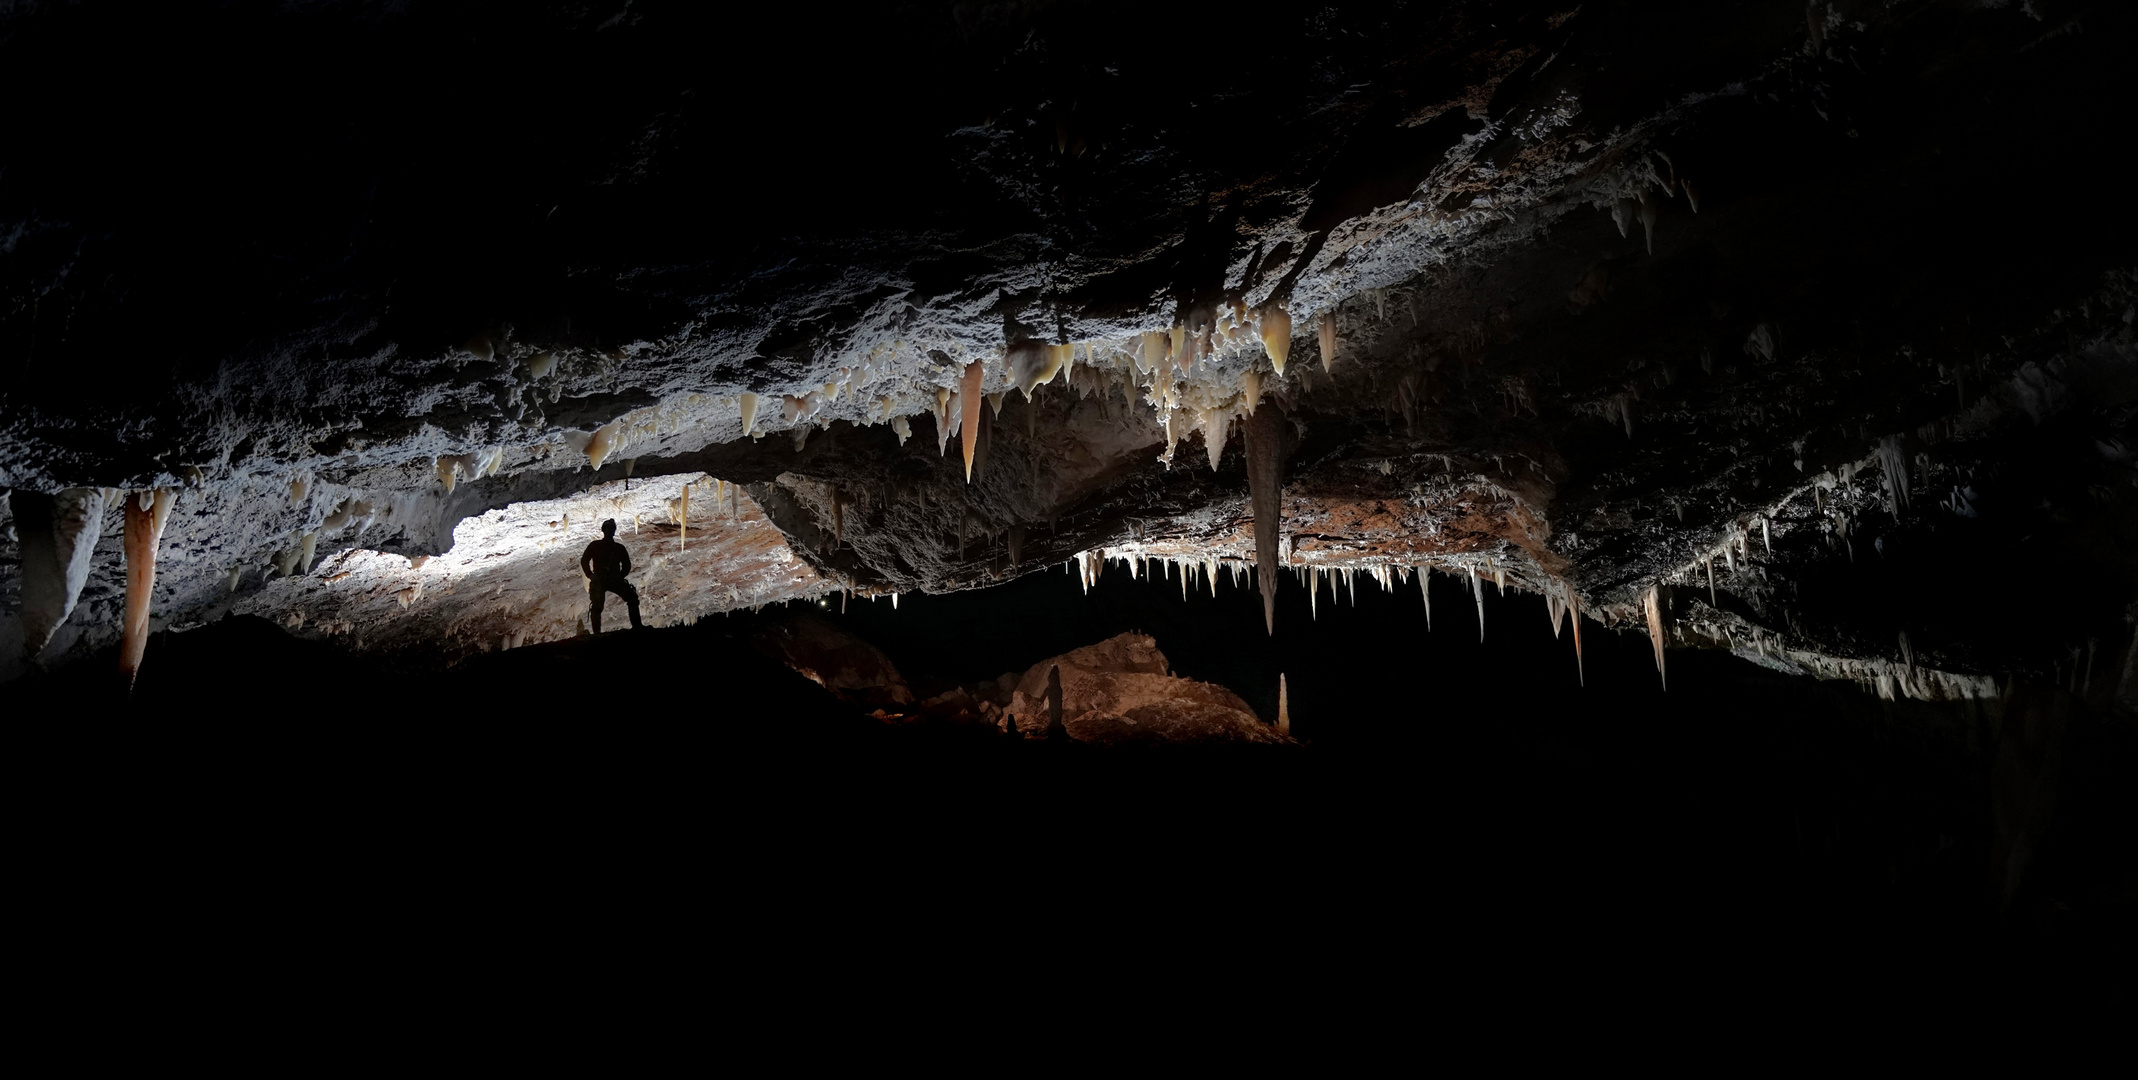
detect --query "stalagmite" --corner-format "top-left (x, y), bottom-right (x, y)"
top-left (959, 360), bottom-right (984, 481)
top-left (739, 392), bottom-right (759, 437)
top-left (1243, 405), bottom-right (1286, 635)
top-left (1258, 306), bottom-right (1292, 374)
top-left (1277, 673), bottom-right (1290, 736)
top-left (13, 487), bottom-right (107, 659)
top-left (1644, 585), bottom-right (1668, 690)
top-left (119, 489), bottom-right (174, 688)
top-left (1318, 312), bottom-right (1336, 373)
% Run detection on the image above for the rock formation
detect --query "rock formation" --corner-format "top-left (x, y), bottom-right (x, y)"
top-left (0, 2), bottom-right (2130, 724)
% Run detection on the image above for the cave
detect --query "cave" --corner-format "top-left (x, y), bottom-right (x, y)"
top-left (3, 2), bottom-right (2132, 950)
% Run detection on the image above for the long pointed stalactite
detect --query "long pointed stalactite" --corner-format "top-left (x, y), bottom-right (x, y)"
top-left (1242, 405), bottom-right (1287, 636)
top-left (119, 489), bottom-right (173, 689)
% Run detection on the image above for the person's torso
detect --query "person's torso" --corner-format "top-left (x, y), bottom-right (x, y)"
top-left (585, 539), bottom-right (628, 577)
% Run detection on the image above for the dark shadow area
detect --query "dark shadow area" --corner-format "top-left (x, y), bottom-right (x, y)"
top-left (11, 567), bottom-right (2129, 970)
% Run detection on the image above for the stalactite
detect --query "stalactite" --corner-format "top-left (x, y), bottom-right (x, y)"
top-left (1277, 673), bottom-right (1290, 736)
top-left (1706, 557), bottom-right (1717, 606)
top-left (119, 489), bottom-right (174, 688)
top-left (586, 419), bottom-right (623, 471)
top-left (959, 361), bottom-right (984, 480)
top-left (1644, 586), bottom-right (1668, 691)
top-left (1257, 307), bottom-right (1293, 374)
top-left (739, 392), bottom-right (760, 437)
top-left (1568, 587), bottom-right (1586, 686)
top-left (933, 387), bottom-right (953, 456)
top-left (1317, 311), bottom-right (1337, 373)
top-left (1469, 565), bottom-right (1484, 642)
top-left (1242, 368), bottom-right (1263, 414)
top-left (1419, 566), bottom-right (1433, 629)
top-left (1202, 407), bottom-right (1230, 472)
top-left (1243, 405), bottom-right (1286, 635)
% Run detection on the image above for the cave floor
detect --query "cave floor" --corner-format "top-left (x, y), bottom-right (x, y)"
top-left (14, 570), bottom-right (2130, 969)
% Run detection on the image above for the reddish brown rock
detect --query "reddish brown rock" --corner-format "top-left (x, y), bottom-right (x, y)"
top-left (1001, 633), bottom-right (1294, 747)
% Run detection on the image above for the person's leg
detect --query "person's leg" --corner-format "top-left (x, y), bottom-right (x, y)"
top-left (588, 579), bottom-right (604, 634)
top-left (617, 581), bottom-right (643, 629)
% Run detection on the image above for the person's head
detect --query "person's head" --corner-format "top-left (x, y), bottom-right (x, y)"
top-left (602, 518), bottom-right (618, 538)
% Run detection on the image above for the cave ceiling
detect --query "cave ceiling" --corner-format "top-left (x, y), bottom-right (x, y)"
top-left (2, 1), bottom-right (2134, 698)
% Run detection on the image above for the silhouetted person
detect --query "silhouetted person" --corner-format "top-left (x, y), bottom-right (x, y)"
top-left (580, 519), bottom-right (643, 633)
top-left (1045, 664), bottom-right (1069, 742)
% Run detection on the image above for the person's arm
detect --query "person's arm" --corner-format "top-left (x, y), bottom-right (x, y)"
top-left (619, 546), bottom-right (631, 577)
top-left (581, 545), bottom-right (595, 580)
